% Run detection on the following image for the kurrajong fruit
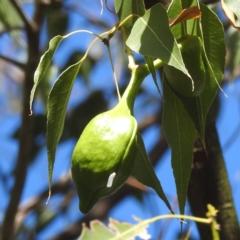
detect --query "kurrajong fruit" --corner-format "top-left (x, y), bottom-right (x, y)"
top-left (71, 69), bottom-right (173, 214)
top-left (71, 102), bottom-right (138, 213)
top-left (164, 35), bottom-right (206, 97)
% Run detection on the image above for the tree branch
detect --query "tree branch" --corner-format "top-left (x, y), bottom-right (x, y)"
top-left (0, 55), bottom-right (26, 69)
top-left (188, 121), bottom-right (240, 239)
top-left (0, 1), bottom-right (48, 240)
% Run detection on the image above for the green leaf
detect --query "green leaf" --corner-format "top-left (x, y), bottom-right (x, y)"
top-left (166, 4), bottom-right (225, 144)
top-left (115, 0), bottom-right (145, 34)
top-left (162, 77), bottom-right (196, 215)
top-left (115, 1), bottom-right (162, 95)
top-left (167, 0), bottom-right (183, 38)
top-left (47, 60), bottom-right (82, 195)
top-left (126, 4), bottom-right (190, 78)
top-left (0, 0), bottom-right (22, 28)
top-left (131, 133), bottom-right (173, 213)
top-left (79, 218), bottom-right (149, 240)
top-left (79, 220), bottom-right (115, 240)
top-left (144, 56), bottom-right (161, 95)
top-left (30, 36), bottom-right (63, 114)
top-left (199, 3), bottom-right (225, 119)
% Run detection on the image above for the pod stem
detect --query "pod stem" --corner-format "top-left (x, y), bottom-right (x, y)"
top-left (122, 59), bottom-right (163, 114)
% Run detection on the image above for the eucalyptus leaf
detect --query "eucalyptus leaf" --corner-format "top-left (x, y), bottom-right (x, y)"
top-left (47, 60), bottom-right (82, 194)
top-left (126, 4), bottom-right (190, 78)
top-left (131, 133), bottom-right (173, 213)
top-left (162, 77), bottom-right (196, 216)
top-left (30, 36), bottom-right (63, 113)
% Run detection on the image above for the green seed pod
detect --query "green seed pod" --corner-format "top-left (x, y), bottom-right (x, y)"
top-left (164, 35), bottom-right (206, 97)
top-left (71, 102), bottom-right (138, 213)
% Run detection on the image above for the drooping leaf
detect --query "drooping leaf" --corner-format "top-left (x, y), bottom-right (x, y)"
top-left (115, 0), bottom-right (145, 35)
top-left (162, 77), bottom-right (196, 216)
top-left (126, 3), bottom-right (190, 78)
top-left (47, 60), bottom-right (82, 196)
top-left (166, 3), bottom-right (225, 144)
top-left (131, 133), bottom-right (173, 213)
top-left (199, 3), bottom-right (225, 118)
top-left (221, 0), bottom-right (240, 30)
top-left (30, 36), bottom-right (63, 114)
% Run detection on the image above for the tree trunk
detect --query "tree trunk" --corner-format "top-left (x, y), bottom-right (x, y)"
top-left (188, 121), bottom-right (240, 239)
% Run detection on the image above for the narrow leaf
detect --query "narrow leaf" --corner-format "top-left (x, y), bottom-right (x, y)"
top-left (126, 4), bottom-right (190, 78)
top-left (199, 3), bottom-right (226, 115)
top-left (30, 36), bottom-right (63, 114)
top-left (162, 77), bottom-right (196, 215)
top-left (131, 133), bottom-right (173, 213)
top-left (47, 61), bottom-right (82, 197)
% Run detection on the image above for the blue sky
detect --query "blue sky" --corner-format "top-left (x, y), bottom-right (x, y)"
top-left (1, 1), bottom-right (240, 239)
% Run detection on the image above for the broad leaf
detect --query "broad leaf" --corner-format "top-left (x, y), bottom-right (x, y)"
top-left (162, 77), bottom-right (196, 216)
top-left (126, 4), bottom-right (190, 78)
top-left (47, 61), bottom-right (82, 196)
top-left (131, 133), bottom-right (173, 213)
top-left (115, 1), bottom-right (162, 96)
top-left (30, 36), bottom-right (63, 114)
top-left (115, 0), bottom-right (145, 35)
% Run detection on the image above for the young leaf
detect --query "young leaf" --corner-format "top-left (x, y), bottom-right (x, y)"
top-left (47, 60), bottom-right (82, 198)
top-left (30, 36), bottom-right (63, 114)
top-left (126, 3), bottom-right (190, 78)
top-left (131, 133), bottom-right (173, 213)
top-left (162, 77), bottom-right (196, 216)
